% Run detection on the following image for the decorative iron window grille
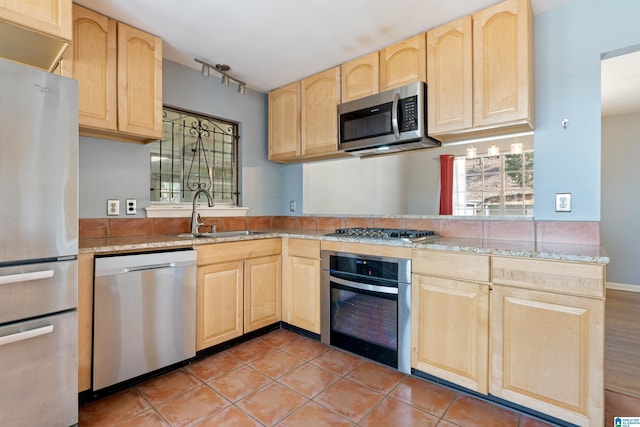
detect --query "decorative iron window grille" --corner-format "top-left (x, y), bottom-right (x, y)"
top-left (150, 107), bottom-right (239, 205)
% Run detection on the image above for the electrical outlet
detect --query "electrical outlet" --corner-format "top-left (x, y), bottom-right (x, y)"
top-left (126, 198), bottom-right (137, 215)
top-left (107, 199), bottom-right (120, 216)
top-left (289, 200), bottom-right (296, 212)
top-left (555, 193), bottom-right (572, 212)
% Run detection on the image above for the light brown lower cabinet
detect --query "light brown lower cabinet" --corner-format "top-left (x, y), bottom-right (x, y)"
top-left (491, 256), bottom-right (605, 427)
top-left (244, 255), bottom-right (281, 332)
top-left (411, 273), bottom-right (489, 393)
top-left (281, 238), bottom-right (321, 334)
top-left (197, 261), bottom-right (244, 350)
top-left (196, 239), bottom-right (281, 351)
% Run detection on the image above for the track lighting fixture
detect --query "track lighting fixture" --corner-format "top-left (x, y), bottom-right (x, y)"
top-left (194, 58), bottom-right (246, 95)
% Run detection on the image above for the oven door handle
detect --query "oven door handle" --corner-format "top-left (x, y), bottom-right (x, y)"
top-left (330, 275), bottom-right (398, 295)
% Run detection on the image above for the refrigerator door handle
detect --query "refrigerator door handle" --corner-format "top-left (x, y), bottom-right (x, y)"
top-left (0, 324), bottom-right (54, 347)
top-left (0, 270), bottom-right (55, 286)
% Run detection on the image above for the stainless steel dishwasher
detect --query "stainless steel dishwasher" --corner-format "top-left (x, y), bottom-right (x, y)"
top-left (93, 249), bottom-right (197, 391)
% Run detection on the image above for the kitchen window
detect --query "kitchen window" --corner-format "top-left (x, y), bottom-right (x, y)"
top-left (149, 107), bottom-right (239, 205)
top-left (453, 151), bottom-right (534, 216)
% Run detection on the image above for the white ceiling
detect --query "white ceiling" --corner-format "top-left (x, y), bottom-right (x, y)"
top-left (74, 0), bottom-right (572, 93)
top-left (73, 0), bottom-right (637, 116)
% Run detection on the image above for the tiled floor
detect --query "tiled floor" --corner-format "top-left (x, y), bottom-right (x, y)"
top-left (79, 329), bottom-right (555, 427)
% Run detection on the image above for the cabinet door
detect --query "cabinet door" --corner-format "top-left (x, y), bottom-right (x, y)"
top-left (77, 253), bottom-right (94, 392)
top-left (117, 22), bottom-right (163, 139)
top-left (197, 261), bottom-right (244, 350)
top-left (411, 274), bottom-right (489, 393)
top-left (380, 34), bottom-right (426, 91)
top-left (288, 256), bottom-right (321, 333)
top-left (301, 67), bottom-right (341, 157)
top-left (244, 255), bottom-right (281, 332)
top-left (473, 0), bottom-right (533, 127)
top-left (268, 81), bottom-right (301, 161)
top-left (341, 52), bottom-right (379, 102)
top-left (490, 286), bottom-right (604, 426)
top-left (427, 16), bottom-right (472, 135)
top-left (62, 5), bottom-right (117, 131)
top-left (0, 0), bottom-right (71, 40)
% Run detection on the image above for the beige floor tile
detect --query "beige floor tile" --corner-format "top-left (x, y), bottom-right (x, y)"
top-left (278, 401), bottom-right (354, 427)
top-left (227, 338), bottom-right (277, 363)
top-left (310, 348), bottom-right (362, 376)
top-left (359, 397), bottom-right (439, 427)
top-left (389, 375), bottom-right (456, 417)
top-left (346, 361), bottom-right (406, 394)
top-left (250, 349), bottom-right (305, 379)
top-left (236, 382), bottom-right (308, 426)
top-left (208, 365), bottom-right (273, 402)
top-left (314, 379), bottom-right (383, 423)
top-left (136, 369), bottom-right (201, 405)
top-left (156, 385), bottom-right (229, 427)
top-left (279, 363), bottom-right (341, 398)
top-left (281, 337), bottom-right (329, 361)
top-left (186, 352), bottom-right (244, 382)
top-left (79, 389), bottom-right (150, 427)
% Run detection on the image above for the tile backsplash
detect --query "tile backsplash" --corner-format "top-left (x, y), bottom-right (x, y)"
top-left (79, 216), bottom-right (600, 246)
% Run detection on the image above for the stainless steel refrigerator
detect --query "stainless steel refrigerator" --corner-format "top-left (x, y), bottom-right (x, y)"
top-left (0, 58), bottom-right (78, 427)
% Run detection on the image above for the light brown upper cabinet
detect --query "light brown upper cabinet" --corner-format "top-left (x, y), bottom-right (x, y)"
top-left (268, 68), bottom-right (346, 163)
top-left (341, 51), bottom-right (379, 102)
top-left (301, 67), bottom-right (341, 157)
top-left (472, 0), bottom-right (534, 130)
top-left (61, 5), bottom-right (162, 143)
top-left (268, 81), bottom-right (301, 161)
top-left (427, 16), bottom-right (473, 135)
top-left (0, 0), bottom-right (72, 70)
top-left (380, 33), bottom-right (426, 91)
top-left (428, 0), bottom-right (534, 142)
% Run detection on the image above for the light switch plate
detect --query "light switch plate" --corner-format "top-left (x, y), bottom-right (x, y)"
top-left (555, 193), bottom-right (571, 212)
top-left (107, 199), bottom-right (120, 216)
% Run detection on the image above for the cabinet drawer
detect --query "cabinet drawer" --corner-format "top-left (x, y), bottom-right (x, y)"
top-left (197, 239), bottom-right (281, 265)
top-left (492, 256), bottom-right (605, 298)
top-left (287, 238), bottom-right (320, 259)
top-left (412, 250), bottom-right (489, 283)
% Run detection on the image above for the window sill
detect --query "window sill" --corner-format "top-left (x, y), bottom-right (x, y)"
top-left (145, 203), bottom-right (249, 218)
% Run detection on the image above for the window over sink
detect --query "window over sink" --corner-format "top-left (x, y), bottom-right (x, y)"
top-left (149, 107), bottom-right (240, 205)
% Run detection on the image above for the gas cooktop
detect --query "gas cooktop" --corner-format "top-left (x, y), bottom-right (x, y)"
top-left (324, 227), bottom-right (437, 243)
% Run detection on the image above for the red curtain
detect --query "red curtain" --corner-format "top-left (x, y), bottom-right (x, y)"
top-left (439, 155), bottom-right (454, 215)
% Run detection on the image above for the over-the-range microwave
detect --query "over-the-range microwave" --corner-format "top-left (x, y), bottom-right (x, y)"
top-left (338, 81), bottom-right (440, 157)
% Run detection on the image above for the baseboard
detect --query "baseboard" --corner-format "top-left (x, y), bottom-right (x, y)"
top-left (606, 282), bottom-right (640, 292)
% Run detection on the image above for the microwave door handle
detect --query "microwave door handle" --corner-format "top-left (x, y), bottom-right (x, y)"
top-left (391, 92), bottom-right (400, 139)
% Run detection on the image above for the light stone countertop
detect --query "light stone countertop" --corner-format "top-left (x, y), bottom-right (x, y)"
top-left (79, 229), bottom-right (609, 264)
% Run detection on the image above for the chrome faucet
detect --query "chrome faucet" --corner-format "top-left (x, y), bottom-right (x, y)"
top-left (191, 188), bottom-right (214, 234)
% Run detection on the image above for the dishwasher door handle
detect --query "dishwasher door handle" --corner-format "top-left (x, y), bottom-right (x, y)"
top-left (124, 263), bottom-right (175, 273)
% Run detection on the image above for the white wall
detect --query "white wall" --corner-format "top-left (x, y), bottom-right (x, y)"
top-left (601, 112), bottom-right (640, 286)
top-left (303, 137), bottom-right (531, 215)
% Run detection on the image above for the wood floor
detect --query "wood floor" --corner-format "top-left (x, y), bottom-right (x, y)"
top-left (605, 288), bottom-right (640, 424)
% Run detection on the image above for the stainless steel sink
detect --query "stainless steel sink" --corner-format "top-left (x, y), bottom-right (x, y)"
top-left (176, 230), bottom-right (267, 239)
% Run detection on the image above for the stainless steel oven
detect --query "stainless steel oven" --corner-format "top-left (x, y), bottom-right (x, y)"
top-left (321, 250), bottom-right (411, 373)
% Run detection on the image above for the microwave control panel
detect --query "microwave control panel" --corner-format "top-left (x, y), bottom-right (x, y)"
top-left (398, 96), bottom-right (419, 132)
